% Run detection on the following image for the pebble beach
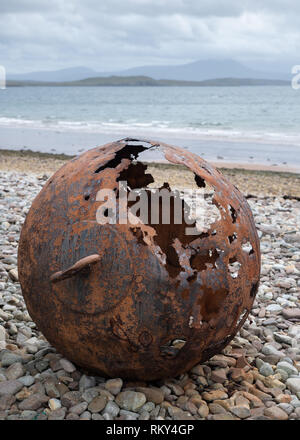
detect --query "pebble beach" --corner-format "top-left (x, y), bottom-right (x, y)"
top-left (0, 149), bottom-right (299, 421)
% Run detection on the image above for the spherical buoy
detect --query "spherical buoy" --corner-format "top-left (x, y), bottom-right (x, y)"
top-left (18, 138), bottom-right (260, 380)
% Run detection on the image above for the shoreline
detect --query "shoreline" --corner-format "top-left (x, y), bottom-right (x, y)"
top-left (1, 147), bottom-right (300, 198)
top-left (209, 160), bottom-right (300, 175)
top-left (1, 147), bottom-right (300, 175)
top-left (1, 125), bottom-right (300, 173)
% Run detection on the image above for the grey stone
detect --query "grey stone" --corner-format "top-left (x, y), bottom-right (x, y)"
top-left (120, 409), bottom-right (139, 420)
top-left (56, 382), bottom-right (69, 397)
top-left (139, 410), bottom-right (150, 420)
top-left (103, 401), bottom-right (120, 417)
top-left (79, 375), bottom-right (96, 391)
top-left (208, 403), bottom-right (227, 414)
top-left (61, 391), bottom-right (82, 408)
top-left (18, 393), bottom-right (48, 410)
top-left (274, 333), bottom-right (293, 345)
top-left (278, 403), bottom-right (293, 415)
top-left (276, 361), bottom-right (298, 377)
top-left (291, 398), bottom-right (300, 408)
top-left (0, 394), bottom-right (16, 410)
top-left (48, 408), bottom-right (66, 420)
top-left (59, 358), bottom-right (76, 373)
top-left (281, 357), bottom-right (294, 365)
top-left (48, 398), bottom-right (61, 411)
top-left (34, 347), bottom-right (56, 359)
top-left (9, 268), bottom-right (18, 282)
top-left (116, 391), bottom-right (146, 412)
top-left (282, 308), bottom-right (300, 320)
top-left (92, 413), bottom-right (105, 420)
top-left (262, 344), bottom-right (285, 360)
top-left (20, 410), bottom-right (37, 420)
top-left (266, 304), bottom-right (282, 312)
top-left (6, 414), bottom-right (21, 420)
top-left (29, 381), bottom-right (45, 395)
top-left (88, 395), bottom-right (107, 413)
top-left (66, 413), bottom-right (79, 420)
top-left (5, 362), bottom-right (24, 380)
top-left (44, 379), bottom-right (60, 398)
top-left (139, 401), bottom-right (155, 413)
top-left (1, 352), bottom-right (23, 367)
top-left (229, 406), bottom-right (251, 419)
top-left (19, 326), bottom-right (32, 339)
top-left (136, 386), bottom-right (164, 404)
top-left (35, 360), bottom-right (49, 372)
top-left (259, 363), bottom-right (274, 377)
top-left (104, 378), bottom-right (123, 395)
top-left (80, 411), bottom-right (92, 420)
top-left (82, 388), bottom-right (99, 403)
top-left (286, 378), bottom-right (300, 394)
top-left (69, 401), bottom-right (88, 415)
top-left (0, 380), bottom-right (23, 396)
top-left (276, 369), bottom-right (289, 381)
top-left (0, 325), bottom-right (6, 342)
top-left (18, 376), bottom-right (35, 387)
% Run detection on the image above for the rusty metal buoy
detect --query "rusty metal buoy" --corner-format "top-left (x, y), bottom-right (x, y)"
top-left (18, 139), bottom-right (260, 380)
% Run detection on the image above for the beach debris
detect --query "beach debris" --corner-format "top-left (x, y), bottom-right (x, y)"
top-left (17, 138), bottom-right (260, 381)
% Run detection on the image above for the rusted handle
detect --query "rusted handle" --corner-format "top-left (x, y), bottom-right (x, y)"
top-left (50, 254), bottom-right (101, 283)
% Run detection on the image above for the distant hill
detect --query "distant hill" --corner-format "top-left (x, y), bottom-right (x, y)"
top-left (8, 66), bottom-right (98, 82)
top-left (7, 59), bottom-right (289, 82)
top-left (7, 75), bottom-right (289, 87)
top-left (116, 59), bottom-right (289, 81)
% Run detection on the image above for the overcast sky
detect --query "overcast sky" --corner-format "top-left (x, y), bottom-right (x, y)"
top-left (1, 0), bottom-right (299, 73)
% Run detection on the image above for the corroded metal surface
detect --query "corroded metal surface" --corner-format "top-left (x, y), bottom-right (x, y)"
top-left (18, 138), bottom-right (261, 380)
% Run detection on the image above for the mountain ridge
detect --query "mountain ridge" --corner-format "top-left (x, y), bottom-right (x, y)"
top-left (7, 75), bottom-right (289, 87)
top-left (7, 59), bottom-right (290, 82)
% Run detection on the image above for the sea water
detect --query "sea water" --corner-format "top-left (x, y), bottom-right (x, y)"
top-left (0, 86), bottom-right (299, 167)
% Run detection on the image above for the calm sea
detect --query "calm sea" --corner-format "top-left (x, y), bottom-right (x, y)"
top-left (0, 86), bottom-right (300, 167)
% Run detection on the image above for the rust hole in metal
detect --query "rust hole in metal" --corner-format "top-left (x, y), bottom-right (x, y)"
top-left (186, 273), bottom-right (197, 283)
top-left (250, 281), bottom-right (259, 297)
top-left (126, 173), bottom-right (202, 278)
top-left (160, 338), bottom-right (186, 358)
top-left (117, 161), bottom-right (154, 189)
top-left (229, 205), bottom-right (237, 223)
top-left (190, 248), bottom-right (219, 272)
top-left (129, 226), bottom-right (146, 246)
top-left (111, 147), bottom-right (235, 285)
top-left (194, 174), bottom-right (206, 188)
top-left (242, 241), bottom-right (254, 255)
top-left (228, 257), bottom-right (241, 278)
top-left (164, 244), bottom-right (181, 278)
top-left (94, 144), bottom-right (147, 173)
top-left (228, 233), bottom-right (237, 244)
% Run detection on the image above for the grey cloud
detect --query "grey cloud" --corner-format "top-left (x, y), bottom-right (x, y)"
top-left (0, 0), bottom-right (60, 14)
top-left (0, 0), bottom-right (299, 73)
